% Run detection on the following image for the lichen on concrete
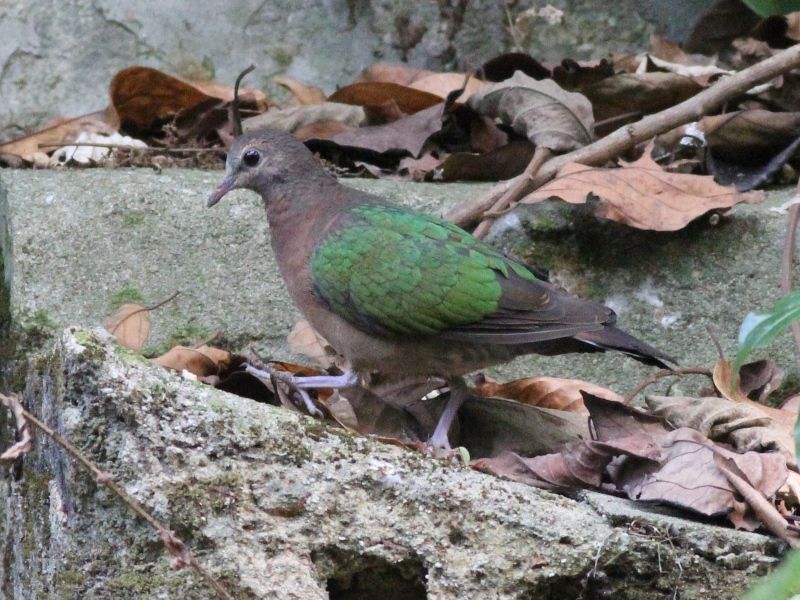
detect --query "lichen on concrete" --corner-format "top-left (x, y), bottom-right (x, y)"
top-left (0, 328), bottom-right (785, 598)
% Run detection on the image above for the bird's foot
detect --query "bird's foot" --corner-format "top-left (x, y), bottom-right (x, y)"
top-left (423, 377), bottom-right (468, 457)
top-left (244, 364), bottom-right (358, 417)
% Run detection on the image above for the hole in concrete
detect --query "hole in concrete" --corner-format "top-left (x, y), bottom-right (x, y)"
top-left (324, 556), bottom-right (427, 600)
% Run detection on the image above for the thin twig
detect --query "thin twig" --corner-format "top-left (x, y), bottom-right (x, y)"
top-left (107, 291), bottom-right (181, 339)
top-left (780, 184), bottom-right (800, 366)
top-left (0, 393), bottom-right (31, 460)
top-left (447, 43), bottom-right (800, 229)
top-left (0, 392), bottom-right (233, 599)
top-left (715, 452), bottom-right (800, 548)
top-left (231, 64), bottom-right (256, 137)
top-left (472, 146), bottom-right (551, 239)
top-left (624, 367), bottom-right (714, 404)
top-left (705, 325), bottom-right (725, 361)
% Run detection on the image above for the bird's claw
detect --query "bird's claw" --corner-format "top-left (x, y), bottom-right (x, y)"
top-left (244, 363), bottom-right (358, 418)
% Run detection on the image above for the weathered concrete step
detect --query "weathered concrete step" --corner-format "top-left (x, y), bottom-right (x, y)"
top-left (1, 328), bottom-right (782, 598)
top-left (1, 168), bottom-right (798, 394)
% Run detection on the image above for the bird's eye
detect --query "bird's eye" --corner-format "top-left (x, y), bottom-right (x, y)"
top-left (242, 148), bottom-right (260, 167)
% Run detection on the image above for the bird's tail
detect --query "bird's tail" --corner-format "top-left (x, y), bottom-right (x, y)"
top-left (575, 326), bottom-right (674, 369)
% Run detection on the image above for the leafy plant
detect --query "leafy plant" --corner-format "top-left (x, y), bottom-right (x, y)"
top-left (743, 549), bottom-right (800, 599)
top-left (738, 292), bottom-right (800, 599)
top-left (736, 290), bottom-right (800, 371)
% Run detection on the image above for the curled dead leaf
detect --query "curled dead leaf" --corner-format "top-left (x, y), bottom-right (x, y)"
top-left (474, 375), bottom-right (622, 414)
top-left (523, 147), bottom-right (764, 231)
top-left (645, 394), bottom-right (795, 463)
top-left (273, 76), bottom-right (326, 105)
top-left (467, 71), bottom-right (594, 152)
top-left (110, 66), bottom-right (267, 133)
top-left (328, 82), bottom-right (443, 114)
top-left (153, 345), bottom-right (231, 378)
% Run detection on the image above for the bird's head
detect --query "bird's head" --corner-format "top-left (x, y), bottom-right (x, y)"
top-left (207, 129), bottom-right (322, 207)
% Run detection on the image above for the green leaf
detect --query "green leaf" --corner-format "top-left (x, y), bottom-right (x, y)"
top-left (743, 549), bottom-right (800, 600)
top-left (742, 0), bottom-right (800, 16)
top-left (735, 290), bottom-right (800, 370)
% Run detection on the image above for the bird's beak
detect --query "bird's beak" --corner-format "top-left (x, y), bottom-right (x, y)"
top-left (207, 173), bottom-right (236, 207)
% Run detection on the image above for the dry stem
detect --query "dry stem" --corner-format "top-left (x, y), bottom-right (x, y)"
top-left (624, 367), bottom-right (714, 404)
top-left (0, 392), bottom-right (233, 600)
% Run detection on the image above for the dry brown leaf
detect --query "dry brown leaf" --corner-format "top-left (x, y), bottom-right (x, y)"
top-left (739, 359), bottom-right (784, 403)
top-left (467, 71), bottom-right (594, 152)
top-left (103, 303), bottom-right (151, 352)
top-left (153, 346), bottom-right (221, 377)
top-left (645, 394), bottom-right (795, 462)
top-left (356, 63), bottom-right (438, 86)
top-left (327, 82), bottom-right (443, 114)
top-left (582, 72), bottom-right (702, 123)
top-left (523, 149), bottom-right (764, 231)
top-left (479, 53), bottom-right (551, 82)
top-left (614, 428), bottom-right (788, 521)
top-left (311, 102), bottom-right (445, 160)
top-left (459, 397), bottom-right (590, 459)
top-left (273, 76), bottom-right (326, 105)
top-left (0, 110), bottom-right (117, 160)
top-left (409, 73), bottom-right (484, 100)
top-left (474, 375), bottom-right (623, 414)
top-left (584, 393), bottom-right (669, 441)
top-left (243, 102), bottom-right (365, 134)
top-left (109, 66), bottom-right (267, 133)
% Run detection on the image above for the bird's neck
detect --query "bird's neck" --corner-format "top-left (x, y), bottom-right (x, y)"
top-left (263, 175), bottom-right (353, 287)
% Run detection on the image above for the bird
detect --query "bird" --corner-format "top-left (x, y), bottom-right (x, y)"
top-left (207, 128), bottom-right (672, 449)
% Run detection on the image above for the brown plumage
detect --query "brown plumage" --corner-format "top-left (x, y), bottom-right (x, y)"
top-left (209, 129), bottom-right (673, 447)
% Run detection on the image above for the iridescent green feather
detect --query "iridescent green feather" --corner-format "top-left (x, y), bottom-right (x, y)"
top-left (310, 203), bottom-right (538, 337)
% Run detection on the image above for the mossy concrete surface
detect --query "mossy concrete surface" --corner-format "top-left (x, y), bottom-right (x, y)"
top-left (2, 168), bottom-right (799, 397)
top-left (0, 328), bottom-right (784, 598)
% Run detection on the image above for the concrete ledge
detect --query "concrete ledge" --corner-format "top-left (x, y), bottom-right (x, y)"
top-left (0, 328), bottom-right (782, 598)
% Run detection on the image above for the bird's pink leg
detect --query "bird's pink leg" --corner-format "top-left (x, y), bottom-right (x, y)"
top-left (245, 364), bottom-right (358, 416)
top-left (428, 377), bottom-right (467, 450)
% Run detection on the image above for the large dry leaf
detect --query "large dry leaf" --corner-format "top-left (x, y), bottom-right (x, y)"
top-left (0, 110), bottom-right (117, 160)
top-left (243, 103), bottom-right (365, 134)
top-left (584, 393), bottom-right (669, 440)
top-left (467, 71), bottom-right (594, 152)
top-left (307, 103), bottom-right (445, 164)
top-left (153, 345), bottom-right (231, 377)
top-left (327, 82), bottom-right (443, 114)
top-left (110, 66), bottom-right (267, 133)
top-left (581, 72), bottom-right (702, 123)
top-left (614, 428), bottom-right (788, 521)
top-left (103, 303), bottom-right (151, 352)
top-left (458, 397), bottom-right (590, 459)
top-left (523, 149), bottom-right (764, 231)
top-left (645, 394), bottom-right (795, 462)
top-left (474, 375), bottom-right (623, 414)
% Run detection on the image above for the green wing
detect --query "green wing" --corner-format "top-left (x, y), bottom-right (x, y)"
top-left (311, 203), bottom-right (609, 341)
